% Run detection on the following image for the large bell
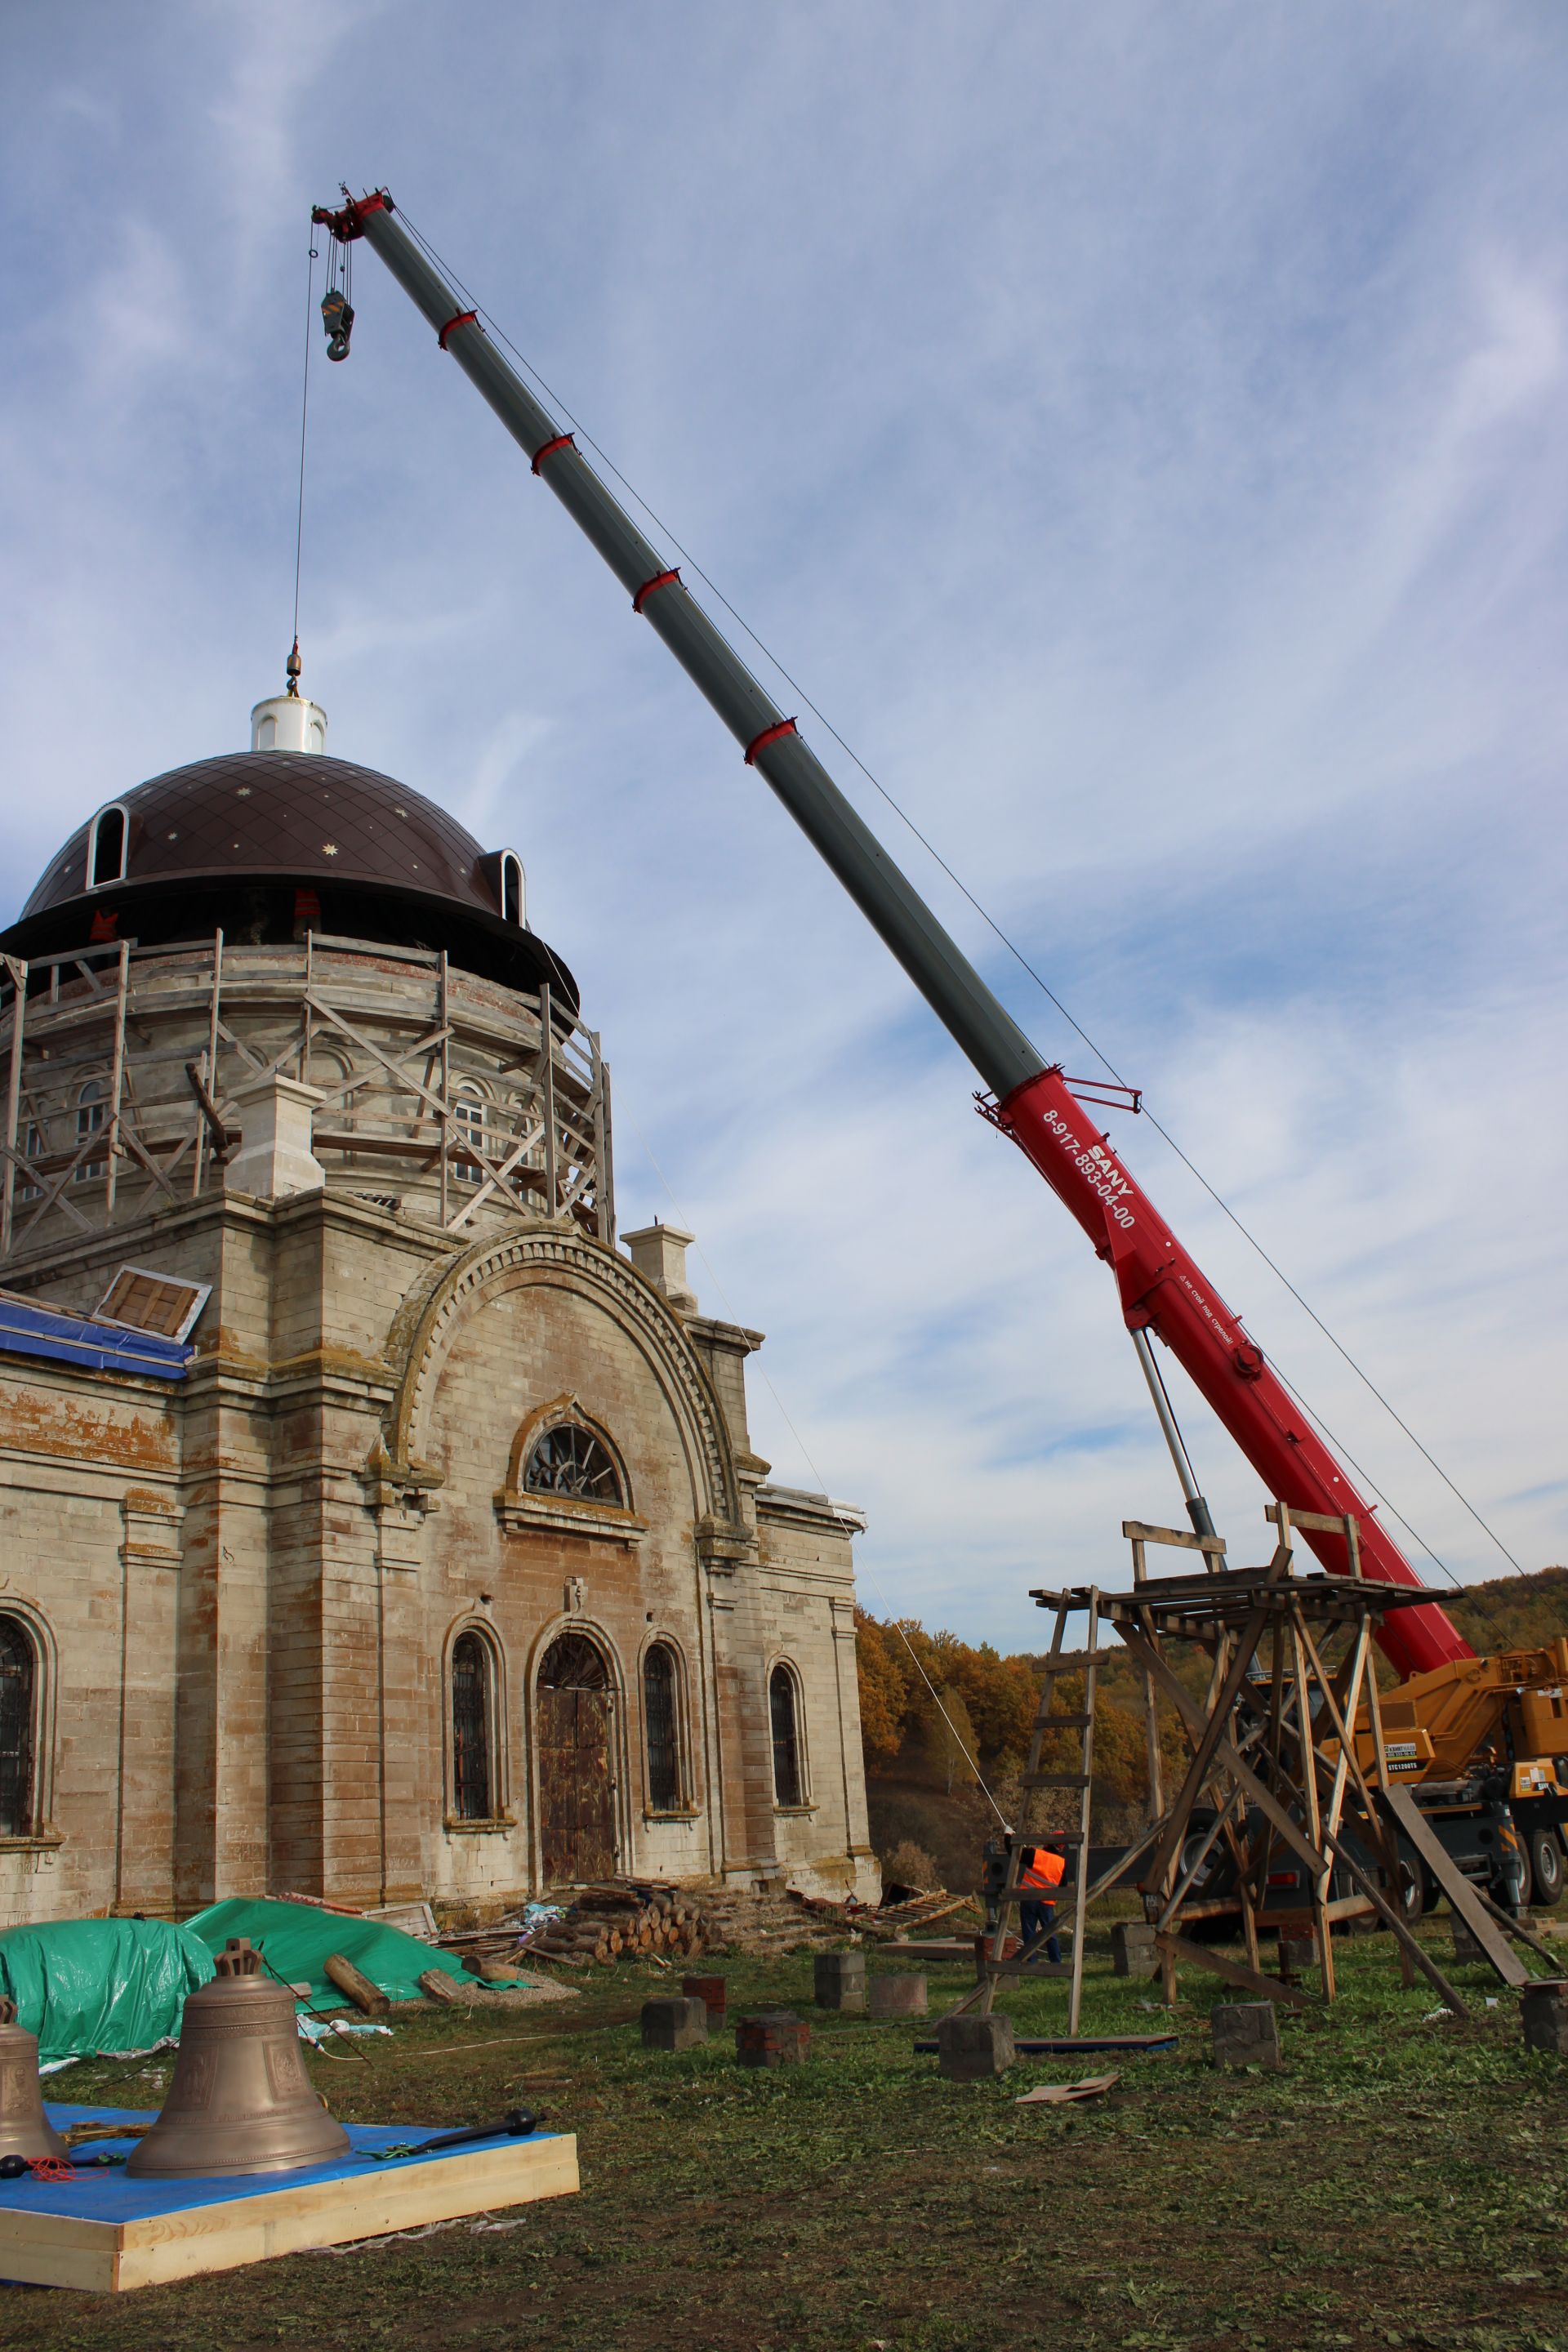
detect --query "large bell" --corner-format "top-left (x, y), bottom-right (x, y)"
top-left (127, 1939), bottom-right (350, 2178)
top-left (0, 1998), bottom-right (69, 2161)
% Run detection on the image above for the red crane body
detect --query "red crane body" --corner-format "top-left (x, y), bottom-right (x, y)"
top-left (994, 1069), bottom-right (1472, 1675)
top-left (315, 185), bottom-right (1475, 1685)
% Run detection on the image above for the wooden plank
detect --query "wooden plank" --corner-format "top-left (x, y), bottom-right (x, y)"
top-left (1120, 1520), bottom-right (1228, 1554)
top-left (1153, 1931), bottom-right (1312, 2008)
top-left (0, 2132), bottom-right (580, 2292)
top-left (1379, 1786), bottom-right (1531, 1988)
top-left (1257, 1896), bottom-right (1375, 1935)
top-left (916, 2034), bottom-right (1177, 2055)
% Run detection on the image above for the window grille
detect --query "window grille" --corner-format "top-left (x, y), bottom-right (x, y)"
top-left (539, 1632), bottom-right (609, 1690)
top-left (75, 1082), bottom-right (106, 1183)
top-left (644, 1644), bottom-right (680, 1810)
top-left (450, 1631), bottom-right (492, 1821)
top-left (0, 1618), bottom-right (33, 1838)
top-left (523, 1423), bottom-right (623, 1505)
top-left (769, 1664), bottom-right (803, 1807)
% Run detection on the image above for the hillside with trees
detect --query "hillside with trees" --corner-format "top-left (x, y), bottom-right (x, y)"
top-left (857, 1564), bottom-right (1568, 1892)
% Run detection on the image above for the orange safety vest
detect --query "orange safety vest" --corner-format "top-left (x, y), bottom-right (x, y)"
top-left (1018, 1846), bottom-right (1066, 1894)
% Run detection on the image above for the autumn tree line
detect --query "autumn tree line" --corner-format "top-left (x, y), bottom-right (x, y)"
top-left (854, 1606), bottom-right (1183, 1829)
top-left (856, 1570), bottom-right (1568, 1838)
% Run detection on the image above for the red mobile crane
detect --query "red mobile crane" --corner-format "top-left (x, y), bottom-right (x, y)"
top-left (313, 188), bottom-right (1566, 1907)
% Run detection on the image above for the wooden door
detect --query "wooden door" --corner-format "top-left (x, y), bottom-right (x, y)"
top-left (537, 1633), bottom-right (617, 1886)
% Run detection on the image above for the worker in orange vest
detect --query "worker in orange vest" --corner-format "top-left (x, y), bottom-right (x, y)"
top-left (1017, 1835), bottom-right (1067, 1964)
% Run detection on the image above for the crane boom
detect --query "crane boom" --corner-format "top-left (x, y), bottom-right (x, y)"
top-left (314, 187), bottom-right (1472, 1680)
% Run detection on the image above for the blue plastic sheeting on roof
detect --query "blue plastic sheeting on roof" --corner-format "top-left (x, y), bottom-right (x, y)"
top-left (0, 1297), bottom-right (192, 1380)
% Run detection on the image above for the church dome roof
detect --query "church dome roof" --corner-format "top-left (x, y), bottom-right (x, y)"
top-left (3, 748), bottom-right (578, 1009)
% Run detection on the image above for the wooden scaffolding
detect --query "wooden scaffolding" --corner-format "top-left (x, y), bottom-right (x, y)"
top-left (0, 932), bottom-right (614, 1260)
top-left (960, 1499), bottom-right (1561, 2030)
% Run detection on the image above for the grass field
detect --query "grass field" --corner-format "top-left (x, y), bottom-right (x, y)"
top-left (6, 1923), bottom-right (1567, 2352)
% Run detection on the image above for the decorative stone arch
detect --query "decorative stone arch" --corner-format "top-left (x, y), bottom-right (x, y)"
top-left (440, 1610), bottom-right (511, 1829)
top-left (0, 1596), bottom-right (60, 1841)
top-left (526, 1615), bottom-right (628, 1888)
top-left (381, 1224), bottom-right (739, 1530)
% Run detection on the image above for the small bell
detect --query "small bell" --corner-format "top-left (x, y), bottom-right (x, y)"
top-left (0, 1998), bottom-right (70, 2162)
top-left (127, 1939), bottom-right (350, 2179)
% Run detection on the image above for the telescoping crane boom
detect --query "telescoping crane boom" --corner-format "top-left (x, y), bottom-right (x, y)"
top-left (312, 185), bottom-right (1475, 1686)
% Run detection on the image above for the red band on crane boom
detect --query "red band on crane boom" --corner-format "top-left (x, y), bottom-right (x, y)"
top-left (530, 432), bottom-right (575, 475)
top-left (633, 568), bottom-right (681, 615)
top-left (438, 310), bottom-right (479, 350)
top-left (743, 718), bottom-right (799, 765)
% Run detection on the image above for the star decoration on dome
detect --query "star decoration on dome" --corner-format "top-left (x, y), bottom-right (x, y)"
top-left (323, 843), bottom-right (339, 856)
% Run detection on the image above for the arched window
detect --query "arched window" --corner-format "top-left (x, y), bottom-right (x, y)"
top-left (501, 852), bottom-right (524, 927)
top-left (524, 1423), bottom-right (623, 1505)
top-left (0, 1617), bottom-right (34, 1838)
top-left (87, 805), bottom-right (128, 889)
top-left (644, 1643), bottom-right (681, 1811)
top-left (769, 1664), bottom-right (803, 1808)
top-left (75, 1080), bottom-right (106, 1183)
top-left (452, 1094), bottom-right (485, 1184)
top-left (450, 1631), bottom-right (493, 1821)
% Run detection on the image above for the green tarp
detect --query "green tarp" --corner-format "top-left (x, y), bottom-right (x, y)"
top-left (0, 1917), bottom-right (215, 2062)
top-left (181, 1898), bottom-right (472, 2007)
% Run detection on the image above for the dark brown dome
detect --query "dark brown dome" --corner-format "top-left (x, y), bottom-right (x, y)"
top-left (4, 751), bottom-right (578, 1008)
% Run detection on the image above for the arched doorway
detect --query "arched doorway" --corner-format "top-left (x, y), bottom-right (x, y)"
top-left (536, 1631), bottom-right (617, 1885)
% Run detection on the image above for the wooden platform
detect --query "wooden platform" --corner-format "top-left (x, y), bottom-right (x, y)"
top-left (0, 2104), bottom-right (579, 2292)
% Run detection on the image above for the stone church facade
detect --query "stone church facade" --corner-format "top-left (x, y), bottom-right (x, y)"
top-left (0, 688), bottom-right (876, 1927)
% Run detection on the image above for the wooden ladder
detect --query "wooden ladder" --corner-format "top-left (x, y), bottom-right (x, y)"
top-left (977, 1588), bottom-right (1100, 2034)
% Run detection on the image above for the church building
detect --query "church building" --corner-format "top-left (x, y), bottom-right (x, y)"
top-left (0, 684), bottom-right (877, 1927)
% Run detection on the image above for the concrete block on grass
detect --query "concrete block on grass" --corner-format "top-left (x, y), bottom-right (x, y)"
top-left (736, 2011), bottom-right (810, 2067)
top-left (937, 2013), bottom-right (1015, 2080)
top-left (682, 1975), bottom-right (728, 2027)
top-left (1111, 1922), bottom-right (1157, 1980)
top-left (1210, 2000), bottom-right (1281, 2069)
top-left (1450, 1913), bottom-right (1486, 1964)
top-left (868, 1973), bottom-right (927, 2020)
top-left (1521, 1982), bottom-right (1568, 2057)
top-left (641, 1996), bottom-right (708, 2053)
top-left (813, 1951), bottom-right (866, 2011)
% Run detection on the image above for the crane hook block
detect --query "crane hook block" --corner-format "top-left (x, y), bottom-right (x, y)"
top-left (321, 287), bottom-right (354, 363)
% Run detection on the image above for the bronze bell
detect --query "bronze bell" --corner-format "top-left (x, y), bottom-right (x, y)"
top-left (0, 1997), bottom-right (69, 2161)
top-left (128, 1938), bottom-right (350, 2178)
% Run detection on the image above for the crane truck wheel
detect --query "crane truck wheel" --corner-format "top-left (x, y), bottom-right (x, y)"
top-left (1401, 1862), bottom-right (1438, 1919)
top-left (1527, 1829), bottom-right (1564, 1909)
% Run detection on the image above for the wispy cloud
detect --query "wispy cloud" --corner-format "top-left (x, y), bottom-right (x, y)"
top-left (2, 2), bottom-right (1565, 1645)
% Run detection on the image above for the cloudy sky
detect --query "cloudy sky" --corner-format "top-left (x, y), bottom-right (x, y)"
top-left (3, 3), bottom-right (1564, 1646)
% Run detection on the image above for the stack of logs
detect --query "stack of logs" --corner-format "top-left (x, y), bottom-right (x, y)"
top-left (436, 1879), bottom-right (976, 1974)
top-left (524, 1882), bottom-right (706, 1969)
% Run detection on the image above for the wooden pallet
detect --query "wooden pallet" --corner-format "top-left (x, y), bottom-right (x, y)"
top-left (0, 2105), bottom-right (579, 2292)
